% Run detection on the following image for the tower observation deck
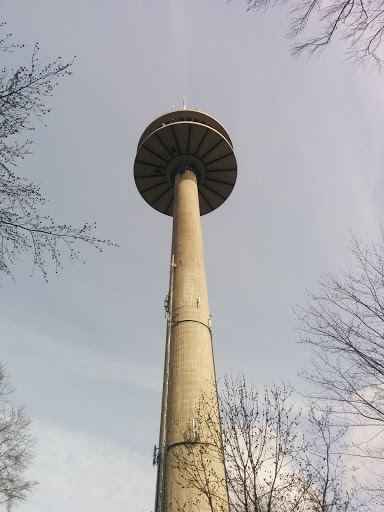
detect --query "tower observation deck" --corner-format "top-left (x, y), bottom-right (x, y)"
top-left (134, 109), bottom-right (237, 512)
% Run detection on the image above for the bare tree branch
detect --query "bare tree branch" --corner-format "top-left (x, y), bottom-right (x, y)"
top-left (298, 229), bottom-right (384, 427)
top-left (241, 0), bottom-right (384, 68)
top-left (0, 22), bottom-right (116, 282)
top-left (0, 364), bottom-right (37, 510)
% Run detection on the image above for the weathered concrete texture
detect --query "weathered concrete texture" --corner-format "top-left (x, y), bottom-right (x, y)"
top-left (162, 170), bottom-right (229, 511)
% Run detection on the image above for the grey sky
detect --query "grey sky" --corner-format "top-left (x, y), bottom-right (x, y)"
top-left (1, 1), bottom-right (384, 510)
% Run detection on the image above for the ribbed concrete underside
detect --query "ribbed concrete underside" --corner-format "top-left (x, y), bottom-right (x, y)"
top-left (134, 110), bottom-right (237, 216)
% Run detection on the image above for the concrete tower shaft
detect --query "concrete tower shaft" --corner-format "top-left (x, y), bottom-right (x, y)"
top-left (161, 169), bottom-right (228, 512)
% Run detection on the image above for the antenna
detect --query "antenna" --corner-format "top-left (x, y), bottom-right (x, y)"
top-left (182, 97), bottom-right (186, 109)
top-left (152, 445), bottom-right (158, 466)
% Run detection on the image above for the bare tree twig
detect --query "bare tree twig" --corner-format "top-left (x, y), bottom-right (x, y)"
top-left (0, 22), bottom-right (116, 282)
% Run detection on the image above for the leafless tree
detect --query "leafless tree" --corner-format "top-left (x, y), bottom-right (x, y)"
top-left (0, 364), bottom-right (37, 510)
top-left (238, 0), bottom-right (384, 68)
top-left (170, 376), bottom-right (366, 512)
top-left (297, 230), bottom-right (384, 428)
top-left (220, 376), bottom-right (310, 512)
top-left (297, 229), bottom-right (384, 505)
top-left (0, 22), bottom-right (115, 282)
top-left (172, 377), bottom-right (311, 512)
top-left (300, 403), bottom-right (362, 512)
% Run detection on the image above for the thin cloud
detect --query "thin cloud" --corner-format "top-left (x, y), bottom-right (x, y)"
top-left (23, 421), bottom-right (155, 512)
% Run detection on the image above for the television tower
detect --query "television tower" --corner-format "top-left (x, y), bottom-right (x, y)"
top-left (134, 107), bottom-right (237, 512)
